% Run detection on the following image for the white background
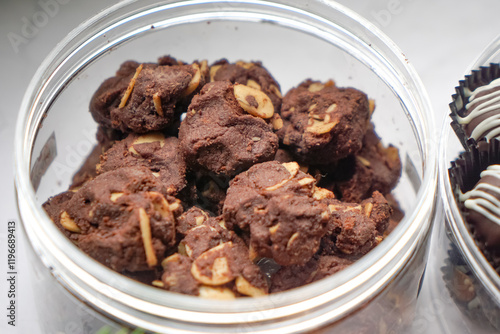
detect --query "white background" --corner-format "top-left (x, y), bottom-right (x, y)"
top-left (1, 0), bottom-right (500, 333)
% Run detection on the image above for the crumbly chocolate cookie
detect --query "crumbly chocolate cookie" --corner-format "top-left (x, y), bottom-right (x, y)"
top-left (48, 167), bottom-right (183, 272)
top-left (99, 132), bottom-right (186, 196)
top-left (320, 191), bottom-right (392, 257)
top-left (189, 171), bottom-right (231, 215)
top-left (70, 126), bottom-right (124, 190)
top-left (277, 79), bottom-right (370, 165)
top-left (326, 155), bottom-right (373, 202)
top-left (354, 124), bottom-right (401, 198)
top-left (318, 124), bottom-right (401, 202)
top-left (273, 148), bottom-right (295, 164)
top-left (223, 160), bottom-right (333, 266)
top-left (179, 81), bottom-right (279, 177)
top-left (385, 193), bottom-right (405, 235)
top-left (160, 253), bottom-right (201, 295)
top-left (157, 55), bottom-right (184, 66)
top-left (90, 60), bottom-right (208, 133)
top-left (178, 216), bottom-right (236, 259)
top-left (43, 191), bottom-right (75, 238)
top-left (209, 59), bottom-right (283, 112)
top-left (161, 240), bottom-right (268, 298)
top-left (270, 255), bottom-right (353, 292)
top-left (176, 206), bottom-right (212, 236)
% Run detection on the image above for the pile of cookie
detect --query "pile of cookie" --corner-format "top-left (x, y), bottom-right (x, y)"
top-left (43, 56), bottom-right (402, 299)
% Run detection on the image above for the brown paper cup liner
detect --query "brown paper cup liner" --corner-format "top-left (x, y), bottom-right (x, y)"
top-left (446, 141), bottom-right (500, 330)
top-left (449, 140), bottom-right (500, 269)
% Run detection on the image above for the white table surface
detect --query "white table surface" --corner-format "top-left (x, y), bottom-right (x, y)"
top-left (1, 1), bottom-right (500, 333)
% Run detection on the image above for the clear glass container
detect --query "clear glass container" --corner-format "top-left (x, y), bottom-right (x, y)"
top-left (432, 34), bottom-right (500, 334)
top-left (14, 0), bottom-right (437, 333)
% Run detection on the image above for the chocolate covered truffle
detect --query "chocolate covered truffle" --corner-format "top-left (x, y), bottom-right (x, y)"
top-left (461, 164), bottom-right (500, 248)
top-left (455, 78), bottom-right (500, 143)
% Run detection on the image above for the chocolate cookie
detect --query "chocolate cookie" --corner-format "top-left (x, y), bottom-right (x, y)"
top-left (325, 155), bottom-right (373, 202)
top-left (273, 148), bottom-right (295, 164)
top-left (176, 206), bottom-right (212, 236)
top-left (161, 240), bottom-right (268, 298)
top-left (385, 193), bottom-right (405, 235)
top-left (223, 160), bottom-right (333, 266)
top-left (43, 190), bottom-right (75, 238)
top-left (270, 255), bottom-right (353, 292)
top-left (178, 216), bottom-right (239, 259)
top-left (48, 167), bottom-right (182, 272)
top-left (157, 54), bottom-right (184, 66)
top-left (160, 253), bottom-right (201, 296)
top-left (277, 79), bottom-right (370, 165)
top-left (191, 171), bottom-right (230, 215)
top-left (318, 124), bottom-right (401, 202)
top-left (99, 132), bottom-right (186, 196)
top-left (90, 60), bottom-right (208, 133)
top-left (354, 124), bottom-right (401, 198)
top-left (179, 81), bottom-right (279, 177)
top-left (209, 59), bottom-right (283, 113)
top-left (70, 126), bottom-right (124, 190)
top-left (320, 191), bottom-right (392, 257)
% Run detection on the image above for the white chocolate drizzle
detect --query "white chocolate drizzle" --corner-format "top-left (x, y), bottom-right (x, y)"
top-left (460, 164), bottom-right (500, 225)
top-left (457, 77), bottom-right (500, 141)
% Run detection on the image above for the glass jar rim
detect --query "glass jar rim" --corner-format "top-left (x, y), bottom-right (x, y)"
top-left (14, 0), bottom-right (437, 331)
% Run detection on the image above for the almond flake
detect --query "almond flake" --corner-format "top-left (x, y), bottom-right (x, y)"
top-left (60, 211), bottom-right (81, 233)
top-left (119, 63), bottom-right (143, 108)
top-left (153, 92), bottom-right (163, 116)
top-left (235, 276), bottom-right (266, 297)
top-left (183, 63), bottom-right (201, 96)
top-left (198, 286), bottom-right (235, 300)
top-left (138, 207), bottom-right (158, 267)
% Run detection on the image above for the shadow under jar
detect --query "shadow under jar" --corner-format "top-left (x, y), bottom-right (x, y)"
top-left (14, 0), bottom-right (436, 333)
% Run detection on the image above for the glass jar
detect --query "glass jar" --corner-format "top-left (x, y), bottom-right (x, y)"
top-left (431, 34), bottom-right (500, 334)
top-left (14, 1), bottom-right (437, 333)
